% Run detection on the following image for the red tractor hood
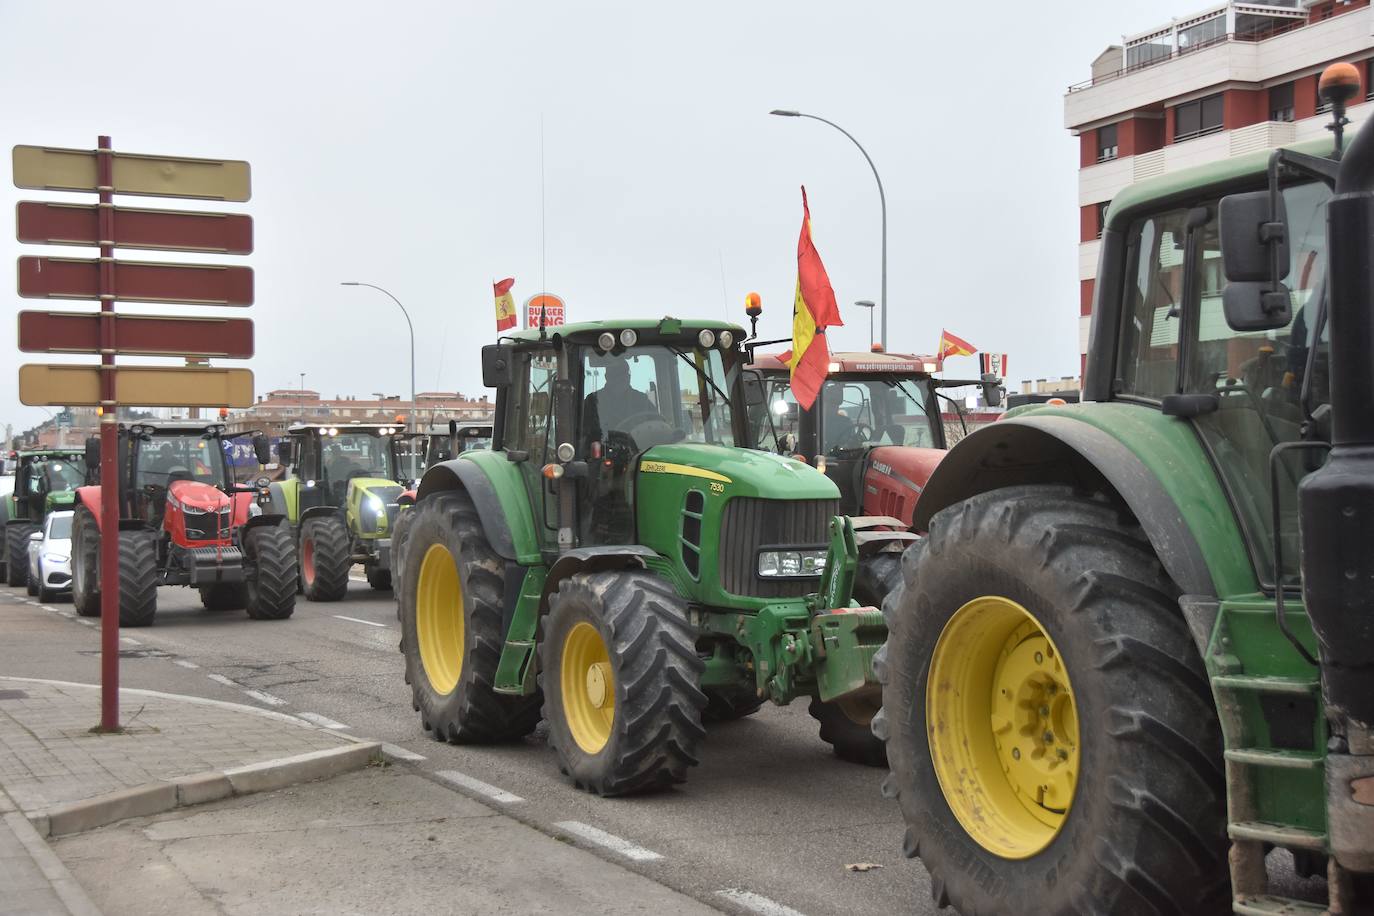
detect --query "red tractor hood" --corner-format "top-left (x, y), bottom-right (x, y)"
top-left (861, 445), bottom-right (946, 529)
top-left (168, 479), bottom-right (230, 512)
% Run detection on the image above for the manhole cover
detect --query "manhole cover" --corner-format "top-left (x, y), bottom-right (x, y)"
top-left (0, 689), bottom-right (29, 701)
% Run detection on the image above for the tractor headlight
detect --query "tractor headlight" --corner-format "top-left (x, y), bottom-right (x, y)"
top-left (619, 329), bottom-right (637, 348)
top-left (597, 332), bottom-right (616, 352)
top-left (718, 330), bottom-right (734, 349)
top-left (366, 495), bottom-right (385, 514)
top-left (698, 329), bottom-right (716, 348)
top-left (756, 548), bottom-right (827, 578)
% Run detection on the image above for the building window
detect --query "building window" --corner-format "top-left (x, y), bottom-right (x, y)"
top-left (1096, 124), bottom-right (1119, 162)
top-left (1177, 14), bottom-right (1225, 54)
top-left (1174, 93), bottom-right (1224, 141)
top-left (1269, 81), bottom-right (1294, 122)
top-left (1097, 201), bottom-right (1110, 239)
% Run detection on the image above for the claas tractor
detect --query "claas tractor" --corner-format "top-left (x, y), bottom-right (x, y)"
top-left (397, 317), bottom-right (911, 794)
top-left (392, 422), bottom-right (493, 582)
top-left (1, 449), bottom-right (86, 587)
top-left (271, 422), bottom-right (409, 597)
top-left (70, 422), bottom-right (297, 626)
top-left (874, 65), bottom-right (1374, 914)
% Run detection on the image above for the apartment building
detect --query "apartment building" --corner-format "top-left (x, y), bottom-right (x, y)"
top-left (1064, 0), bottom-right (1374, 376)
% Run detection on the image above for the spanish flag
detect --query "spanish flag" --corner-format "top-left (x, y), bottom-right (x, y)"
top-left (787, 187), bottom-right (843, 410)
top-left (494, 278), bottom-right (517, 332)
top-left (936, 328), bottom-right (976, 370)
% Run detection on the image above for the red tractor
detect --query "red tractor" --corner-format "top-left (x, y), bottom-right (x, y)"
top-left (71, 422), bottom-right (297, 626)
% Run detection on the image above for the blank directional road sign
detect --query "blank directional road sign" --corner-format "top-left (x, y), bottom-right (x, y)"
top-left (17, 256), bottom-right (253, 305)
top-left (18, 311), bottom-right (254, 359)
top-left (12, 146), bottom-right (251, 201)
top-left (16, 201), bottom-right (252, 254)
top-left (19, 364), bottom-right (254, 408)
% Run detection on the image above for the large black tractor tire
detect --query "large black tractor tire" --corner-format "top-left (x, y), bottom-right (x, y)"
top-left (300, 515), bottom-right (350, 602)
top-left (366, 565), bottom-right (392, 591)
top-left (199, 583), bottom-right (247, 611)
top-left (243, 524), bottom-right (297, 620)
top-left (809, 693), bottom-right (887, 766)
top-left (117, 530), bottom-right (159, 628)
top-left (854, 549), bottom-right (903, 609)
top-left (872, 486), bottom-right (1229, 915)
top-left (71, 507), bottom-right (101, 617)
top-left (399, 490), bottom-right (541, 743)
top-left (6, 523), bottom-right (36, 587)
top-left (541, 571), bottom-right (707, 796)
top-left (701, 687), bottom-right (764, 722)
top-left (26, 572), bottom-right (39, 596)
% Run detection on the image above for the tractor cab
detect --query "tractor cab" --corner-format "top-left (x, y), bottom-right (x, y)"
top-left (1, 448), bottom-right (86, 587)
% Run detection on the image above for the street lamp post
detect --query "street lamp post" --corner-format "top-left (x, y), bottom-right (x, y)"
top-left (854, 299), bottom-right (876, 351)
top-left (769, 109), bottom-right (888, 351)
top-left (298, 372), bottom-right (305, 419)
top-left (341, 282), bottom-right (418, 481)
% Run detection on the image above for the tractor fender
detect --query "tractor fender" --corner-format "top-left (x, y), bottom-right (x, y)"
top-left (267, 479), bottom-right (297, 524)
top-left (299, 505), bottom-right (343, 526)
top-left (416, 453), bottom-right (539, 564)
top-left (539, 546), bottom-right (659, 612)
top-left (243, 514), bottom-right (288, 533)
top-left (74, 485), bottom-right (103, 529)
top-left (911, 415), bottom-right (1215, 598)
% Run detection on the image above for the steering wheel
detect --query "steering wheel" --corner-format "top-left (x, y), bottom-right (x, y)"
top-left (609, 411), bottom-right (686, 446)
top-left (851, 423), bottom-right (874, 445)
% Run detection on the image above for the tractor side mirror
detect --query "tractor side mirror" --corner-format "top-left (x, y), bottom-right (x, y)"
top-left (741, 370), bottom-right (766, 407)
top-left (276, 440), bottom-right (295, 467)
top-left (482, 344), bottom-right (515, 388)
top-left (980, 373), bottom-right (1003, 408)
top-left (448, 419), bottom-right (458, 438)
top-left (252, 435), bottom-right (272, 465)
top-left (1218, 190), bottom-right (1292, 332)
top-left (83, 436), bottom-right (100, 473)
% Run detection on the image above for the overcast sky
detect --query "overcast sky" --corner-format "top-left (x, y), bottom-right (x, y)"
top-left (1, 0), bottom-right (1175, 434)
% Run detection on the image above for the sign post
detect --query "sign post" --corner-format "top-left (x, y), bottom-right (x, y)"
top-left (13, 137), bottom-right (255, 732)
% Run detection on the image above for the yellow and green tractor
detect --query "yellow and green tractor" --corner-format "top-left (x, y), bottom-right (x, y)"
top-left (1, 448), bottom-right (86, 588)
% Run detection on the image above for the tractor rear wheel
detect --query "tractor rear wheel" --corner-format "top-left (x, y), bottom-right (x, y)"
top-left (399, 489), bottom-right (541, 743)
top-left (854, 550), bottom-right (902, 609)
top-left (199, 583), bottom-right (247, 610)
top-left (809, 692), bottom-right (887, 766)
top-left (300, 516), bottom-right (349, 602)
top-left (542, 571), bottom-right (707, 795)
top-left (872, 486), bottom-right (1228, 915)
top-left (5, 523), bottom-right (35, 587)
top-left (244, 524), bottom-right (296, 620)
top-left (26, 567), bottom-right (38, 596)
top-left (365, 565), bottom-right (391, 590)
top-left (71, 507), bottom-right (101, 617)
top-left (118, 531), bottom-right (158, 627)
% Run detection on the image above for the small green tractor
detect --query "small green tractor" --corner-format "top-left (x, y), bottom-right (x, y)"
top-left (271, 422), bottom-right (409, 598)
top-left (874, 66), bottom-right (1374, 913)
top-left (1, 448), bottom-right (86, 587)
top-left (396, 318), bottom-right (909, 790)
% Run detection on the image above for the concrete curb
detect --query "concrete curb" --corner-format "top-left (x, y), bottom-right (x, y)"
top-left (31, 742), bottom-right (382, 838)
top-left (2, 808), bottom-right (101, 916)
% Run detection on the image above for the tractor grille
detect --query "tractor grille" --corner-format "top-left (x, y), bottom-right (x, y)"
top-left (183, 506), bottom-right (232, 542)
top-left (718, 496), bottom-right (838, 598)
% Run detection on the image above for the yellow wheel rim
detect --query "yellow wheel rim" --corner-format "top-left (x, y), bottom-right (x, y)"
top-left (927, 595), bottom-right (1079, 859)
top-left (561, 622), bottom-right (615, 754)
top-left (416, 543), bottom-right (464, 695)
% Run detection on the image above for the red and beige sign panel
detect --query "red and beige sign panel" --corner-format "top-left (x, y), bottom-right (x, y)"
top-left (525, 293), bottom-right (565, 329)
top-left (17, 256), bottom-right (254, 306)
top-left (12, 146), bottom-right (251, 201)
top-left (18, 311), bottom-right (254, 359)
top-left (18, 364), bottom-right (254, 408)
top-left (16, 201), bottom-right (252, 254)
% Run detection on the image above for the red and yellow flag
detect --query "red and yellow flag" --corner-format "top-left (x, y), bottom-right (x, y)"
top-left (788, 187), bottom-right (843, 410)
top-left (935, 328), bottom-right (976, 370)
top-left (494, 278), bottom-right (517, 332)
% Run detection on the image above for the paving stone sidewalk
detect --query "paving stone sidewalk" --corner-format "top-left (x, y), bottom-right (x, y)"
top-left (0, 677), bottom-right (357, 815)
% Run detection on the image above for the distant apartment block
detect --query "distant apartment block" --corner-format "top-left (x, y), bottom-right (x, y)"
top-left (1064, 0), bottom-right (1374, 376)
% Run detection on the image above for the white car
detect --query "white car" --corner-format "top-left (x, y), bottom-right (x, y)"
top-left (26, 510), bottom-right (73, 602)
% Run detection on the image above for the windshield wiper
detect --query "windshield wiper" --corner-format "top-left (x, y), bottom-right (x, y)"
top-left (670, 347), bottom-right (733, 407)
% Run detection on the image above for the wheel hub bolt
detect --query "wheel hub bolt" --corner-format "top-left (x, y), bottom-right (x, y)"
top-left (1034, 651), bottom-right (1044, 665)
top-left (1043, 730), bottom-right (1054, 744)
top-left (1012, 747), bottom-right (1021, 760)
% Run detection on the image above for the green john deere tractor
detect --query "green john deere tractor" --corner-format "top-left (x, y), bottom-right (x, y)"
top-left (1, 449), bottom-right (85, 587)
top-left (874, 66), bottom-right (1374, 914)
top-left (271, 423), bottom-right (409, 599)
top-left (397, 318), bottom-right (910, 792)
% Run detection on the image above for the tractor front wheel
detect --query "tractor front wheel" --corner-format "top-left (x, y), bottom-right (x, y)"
top-left (71, 507), bottom-right (101, 617)
top-left (199, 583), bottom-right (247, 611)
top-left (873, 487), bottom-right (1228, 915)
top-left (542, 571), bottom-right (707, 795)
top-left (5, 523), bottom-right (35, 587)
top-left (118, 531), bottom-right (158, 627)
top-left (365, 565), bottom-right (391, 590)
top-left (809, 692), bottom-right (886, 766)
top-left (244, 524), bottom-right (296, 620)
top-left (300, 516), bottom-right (349, 602)
top-left (399, 490), bottom-right (541, 742)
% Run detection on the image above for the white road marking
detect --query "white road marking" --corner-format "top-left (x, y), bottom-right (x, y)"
top-left (436, 770), bottom-right (525, 804)
top-left (296, 712), bottom-right (348, 729)
top-left (333, 615), bottom-right (388, 628)
top-left (243, 689), bottom-right (288, 707)
top-left (119, 637), bottom-right (141, 646)
top-left (76, 619), bottom-right (95, 627)
top-left (380, 743), bottom-right (426, 762)
top-left (206, 673), bottom-right (239, 688)
top-left (58, 610), bottom-right (75, 619)
top-left (552, 821), bottom-right (663, 861)
top-left (41, 605), bottom-right (58, 612)
top-left (172, 659), bottom-right (200, 669)
top-left (716, 889), bottom-right (807, 916)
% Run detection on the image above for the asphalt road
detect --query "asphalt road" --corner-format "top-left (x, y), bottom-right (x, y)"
top-left (0, 576), bottom-right (936, 916)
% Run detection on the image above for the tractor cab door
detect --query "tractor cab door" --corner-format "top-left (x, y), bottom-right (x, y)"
top-left (506, 348), bottom-right (560, 552)
top-left (294, 433), bottom-right (329, 514)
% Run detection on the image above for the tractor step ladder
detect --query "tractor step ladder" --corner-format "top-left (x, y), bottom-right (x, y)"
top-left (1207, 603), bottom-right (1328, 914)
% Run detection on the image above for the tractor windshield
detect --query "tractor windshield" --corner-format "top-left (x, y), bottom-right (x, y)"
top-left (581, 345), bottom-right (736, 451)
top-left (1116, 178), bottom-right (1330, 586)
top-left (136, 435), bottom-right (226, 490)
top-left (322, 432), bottom-right (395, 483)
top-left (42, 461), bottom-right (84, 492)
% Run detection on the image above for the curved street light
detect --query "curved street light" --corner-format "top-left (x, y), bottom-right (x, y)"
top-left (770, 109), bottom-right (888, 351)
top-left (340, 281), bottom-right (418, 480)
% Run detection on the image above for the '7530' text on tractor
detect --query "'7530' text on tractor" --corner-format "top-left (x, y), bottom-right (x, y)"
top-left (396, 317), bottom-right (911, 794)
top-left (1, 448), bottom-right (85, 588)
top-left (71, 422), bottom-right (297, 626)
top-left (873, 65), bottom-right (1374, 914)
